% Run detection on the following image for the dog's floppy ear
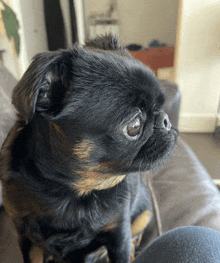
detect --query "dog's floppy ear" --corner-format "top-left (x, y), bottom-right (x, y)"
top-left (12, 50), bottom-right (73, 122)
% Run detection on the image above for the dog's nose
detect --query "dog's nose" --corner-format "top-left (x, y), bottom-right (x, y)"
top-left (155, 112), bottom-right (172, 131)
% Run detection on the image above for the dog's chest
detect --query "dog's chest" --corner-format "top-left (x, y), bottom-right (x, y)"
top-left (52, 193), bottom-right (124, 234)
top-left (38, 192), bottom-right (126, 255)
top-left (44, 174), bottom-right (142, 239)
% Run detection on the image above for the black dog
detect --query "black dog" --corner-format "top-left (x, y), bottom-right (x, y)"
top-left (0, 35), bottom-right (178, 263)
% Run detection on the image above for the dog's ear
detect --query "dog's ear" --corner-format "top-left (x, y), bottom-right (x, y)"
top-left (12, 50), bottom-right (73, 122)
top-left (85, 33), bottom-right (125, 51)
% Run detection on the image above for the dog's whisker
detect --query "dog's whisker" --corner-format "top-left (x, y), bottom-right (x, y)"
top-left (139, 158), bottom-right (144, 173)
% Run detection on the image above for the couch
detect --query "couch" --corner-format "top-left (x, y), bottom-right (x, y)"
top-left (1, 65), bottom-right (220, 262)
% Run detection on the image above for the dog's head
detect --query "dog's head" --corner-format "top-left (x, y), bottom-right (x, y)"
top-left (12, 34), bottom-right (178, 195)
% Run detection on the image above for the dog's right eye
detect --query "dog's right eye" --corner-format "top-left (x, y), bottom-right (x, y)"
top-left (122, 113), bottom-right (143, 140)
top-left (127, 117), bottom-right (141, 137)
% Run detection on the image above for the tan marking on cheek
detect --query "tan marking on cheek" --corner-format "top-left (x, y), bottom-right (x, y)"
top-left (131, 210), bottom-right (151, 236)
top-left (73, 139), bottom-right (94, 160)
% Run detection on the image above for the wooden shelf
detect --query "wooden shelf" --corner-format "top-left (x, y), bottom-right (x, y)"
top-left (130, 47), bottom-right (175, 75)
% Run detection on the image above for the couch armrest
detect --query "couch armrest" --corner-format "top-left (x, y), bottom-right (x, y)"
top-left (160, 79), bottom-right (181, 130)
top-left (140, 138), bottom-right (220, 249)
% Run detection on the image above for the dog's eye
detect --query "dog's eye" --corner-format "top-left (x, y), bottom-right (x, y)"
top-left (123, 115), bottom-right (142, 140)
top-left (127, 117), bottom-right (141, 136)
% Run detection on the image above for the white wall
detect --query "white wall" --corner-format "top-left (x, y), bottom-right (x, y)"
top-left (7, 0), bottom-right (220, 133)
top-left (11, 0), bottom-right (85, 77)
top-left (10, 0), bottom-right (179, 76)
top-left (84, 0), bottom-right (179, 47)
top-left (60, 0), bottom-right (85, 46)
top-left (74, 0), bottom-right (86, 44)
top-left (0, 0), bottom-right (21, 79)
top-left (174, 0), bottom-right (220, 132)
top-left (0, 33), bottom-right (20, 79)
top-left (11, 0), bottom-right (48, 77)
top-left (117, 0), bottom-right (179, 46)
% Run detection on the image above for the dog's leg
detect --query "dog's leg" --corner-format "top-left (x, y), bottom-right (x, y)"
top-left (18, 236), bottom-right (45, 263)
top-left (19, 236), bottom-right (32, 263)
top-left (131, 210), bottom-right (151, 238)
top-left (107, 232), bottom-right (132, 263)
top-left (105, 216), bottom-right (132, 263)
top-left (29, 246), bottom-right (44, 263)
top-left (130, 210), bottom-right (152, 260)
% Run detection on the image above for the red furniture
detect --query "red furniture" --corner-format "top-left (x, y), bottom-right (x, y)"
top-left (130, 47), bottom-right (175, 75)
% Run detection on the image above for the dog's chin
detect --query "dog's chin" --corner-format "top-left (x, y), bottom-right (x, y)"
top-left (132, 127), bottom-right (178, 172)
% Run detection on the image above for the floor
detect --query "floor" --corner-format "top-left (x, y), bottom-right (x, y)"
top-left (180, 133), bottom-right (220, 180)
top-left (0, 133), bottom-right (220, 262)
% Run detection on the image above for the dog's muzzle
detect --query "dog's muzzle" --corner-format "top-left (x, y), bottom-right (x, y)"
top-left (155, 111), bottom-right (172, 131)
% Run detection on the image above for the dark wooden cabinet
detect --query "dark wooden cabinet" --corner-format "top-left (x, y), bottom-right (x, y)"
top-left (130, 47), bottom-right (175, 75)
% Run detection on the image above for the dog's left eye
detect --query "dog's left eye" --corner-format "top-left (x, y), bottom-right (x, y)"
top-left (123, 115), bottom-right (143, 140)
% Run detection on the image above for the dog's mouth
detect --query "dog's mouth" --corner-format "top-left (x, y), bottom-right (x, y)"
top-left (132, 127), bottom-right (178, 171)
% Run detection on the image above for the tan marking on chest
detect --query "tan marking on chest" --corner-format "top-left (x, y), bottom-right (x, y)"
top-left (131, 210), bottom-right (151, 236)
top-left (72, 171), bottom-right (126, 196)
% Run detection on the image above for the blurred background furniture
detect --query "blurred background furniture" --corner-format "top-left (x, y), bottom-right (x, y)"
top-left (130, 47), bottom-right (175, 76)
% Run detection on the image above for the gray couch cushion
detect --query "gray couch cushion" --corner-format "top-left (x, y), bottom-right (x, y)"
top-left (140, 138), bottom-right (220, 249)
top-left (0, 63), bottom-right (17, 98)
top-left (0, 86), bottom-right (16, 148)
top-left (160, 79), bottom-right (181, 130)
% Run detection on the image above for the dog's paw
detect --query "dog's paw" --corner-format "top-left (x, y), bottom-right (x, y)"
top-left (85, 246), bottom-right (109, 263)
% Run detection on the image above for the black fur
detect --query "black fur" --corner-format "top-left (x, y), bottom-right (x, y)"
top-left (0, 34), bottom-right (178, 263)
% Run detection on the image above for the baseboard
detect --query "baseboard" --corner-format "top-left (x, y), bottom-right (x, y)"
top-left (179, 114), bottom-right (217, 133)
